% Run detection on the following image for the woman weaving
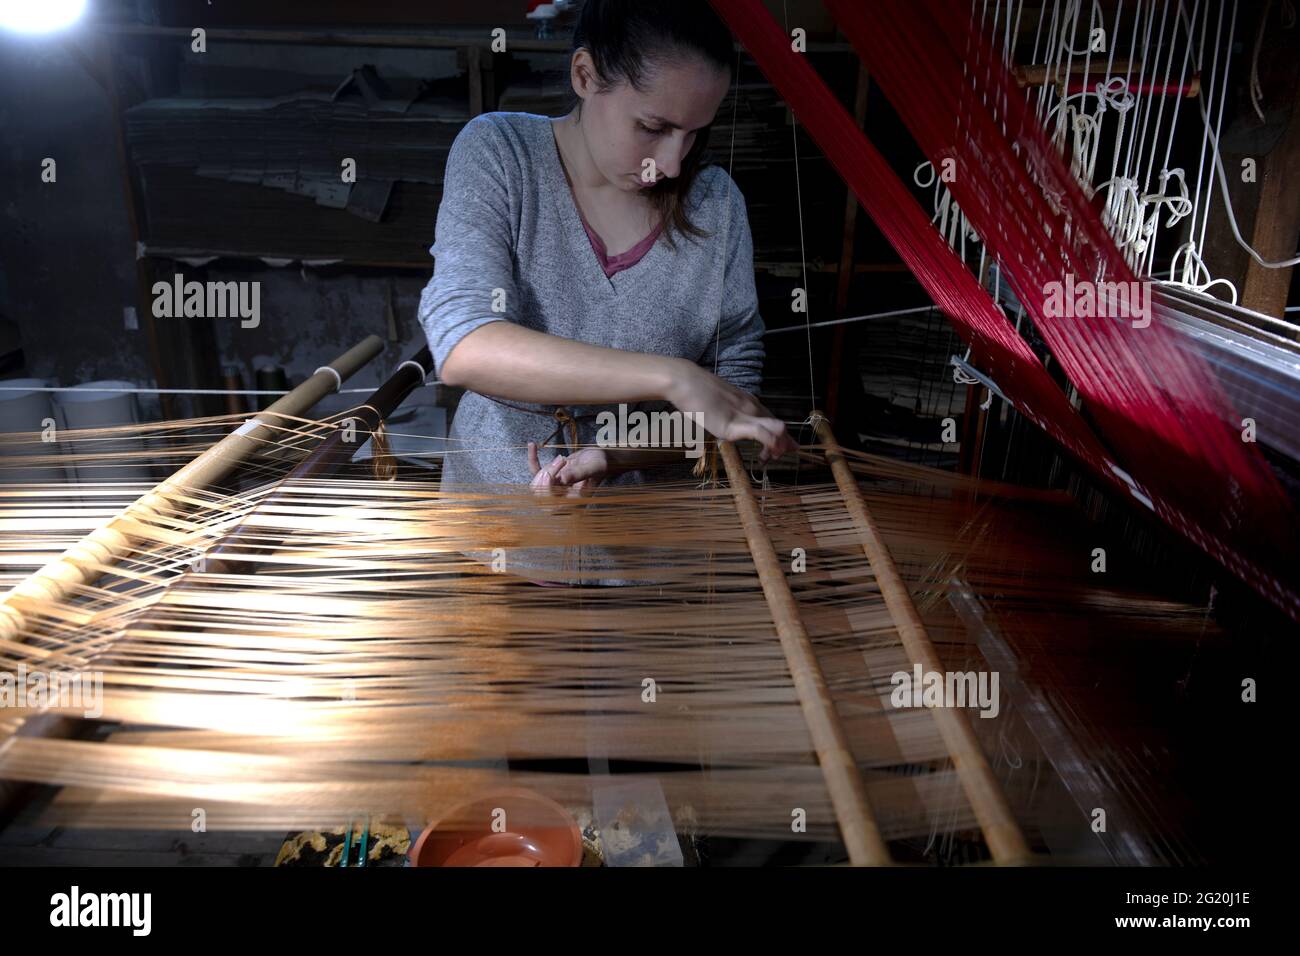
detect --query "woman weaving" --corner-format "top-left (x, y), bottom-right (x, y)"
top-left (418, 0), bottom-right (796, 580)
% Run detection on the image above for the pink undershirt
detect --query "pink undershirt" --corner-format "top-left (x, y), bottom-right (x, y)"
top-left (572, 198), bottom-right (663, 277)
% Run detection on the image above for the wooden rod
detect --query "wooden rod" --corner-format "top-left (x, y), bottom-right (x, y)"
top-left (100, 24), bottom-right (858, 55)
top-left (206, 346), bottom-right (433, 574)
top-left (718, 440), bottom-right (891, 866)
top-left (1014, 62), bottom-right (1198, 97)
top-left (811, 411), bottom-right (1033, 865)
top-left (1014, 60), bottom-right (1139, 86)
top-left (0, 335), bottom-right (385, 645)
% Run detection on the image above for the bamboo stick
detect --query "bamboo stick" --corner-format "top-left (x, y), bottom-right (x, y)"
top-left (811, 411), bottom-right (1034, 865)
top-left (206, 346), bottom-right (432, 574)
top-left (718, 440), bottom-right (892, 866)
top-left (0, 336), bottom-right (384, 644)
top-left (1014, 60), bottom-right (1139, 86)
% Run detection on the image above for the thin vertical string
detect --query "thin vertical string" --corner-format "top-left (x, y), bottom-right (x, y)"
top-left (1197, 1), bottom-right (1236, 254)
top-left (782, 0), bottom-right (817, 417)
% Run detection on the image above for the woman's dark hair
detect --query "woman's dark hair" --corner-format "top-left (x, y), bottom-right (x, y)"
top-left (570, 0), bottom-right (735, 250)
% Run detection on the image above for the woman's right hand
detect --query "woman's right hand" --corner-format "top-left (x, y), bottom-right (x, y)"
top-left (665, 360), bottom-right (798, 465)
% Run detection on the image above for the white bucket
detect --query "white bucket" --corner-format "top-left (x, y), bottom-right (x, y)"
top-left (52, 381), bottom-right (154, 484)
top-left (0, 378), bottom-right (65, 484)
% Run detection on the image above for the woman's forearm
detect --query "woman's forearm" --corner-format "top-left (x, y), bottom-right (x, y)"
top-left (440, 321), bottom-right (683, 406)
top-left (441, 319), bottom-right (797, 464)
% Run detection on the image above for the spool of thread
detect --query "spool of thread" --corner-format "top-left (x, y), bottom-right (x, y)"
top-left (53, 381), bottom-right (153, 484)
top-left (0, 378), bottom-right (65, 484)
top-left (255, 366), bottom-right (289, 411)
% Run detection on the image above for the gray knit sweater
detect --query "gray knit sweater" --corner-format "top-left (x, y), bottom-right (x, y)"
top-left (417, 111), bottom-right (765, 580)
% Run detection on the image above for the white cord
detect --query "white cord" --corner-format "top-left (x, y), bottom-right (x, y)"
top-left (397, 360), bottom-right (429, 386)
top-left (312, 366), bottom-right (343, 394)
top-left (1248, 0), bottom-right (1273, 122)
top-left (764, 304), bottom-right (936, 335)
top-left (1198, 94), bottom-right (1300, 268)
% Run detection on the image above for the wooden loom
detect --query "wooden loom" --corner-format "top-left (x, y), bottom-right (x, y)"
top-left (0, 333), bottom-right (1026, 862)
top-left (0, 330), bottom-right (1250, 866)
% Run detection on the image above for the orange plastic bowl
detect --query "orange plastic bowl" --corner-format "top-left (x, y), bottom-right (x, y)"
top-left (409, 788), bottom-right (583, 867)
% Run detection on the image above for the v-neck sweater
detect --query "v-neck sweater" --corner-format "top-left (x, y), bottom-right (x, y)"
top-left (417, 111), bottom-right (766, 580)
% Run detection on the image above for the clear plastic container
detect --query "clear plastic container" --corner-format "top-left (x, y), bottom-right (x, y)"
top-left (591, 779), bottom-right (684, 867)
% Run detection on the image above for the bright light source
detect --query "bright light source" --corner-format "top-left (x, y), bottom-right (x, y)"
top-left (0, 0), bottom-right (87, 34)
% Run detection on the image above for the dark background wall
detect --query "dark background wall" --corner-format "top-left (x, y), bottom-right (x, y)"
top-left (0, 31), bottom-right (142, 385)
top-left (0, 0), bottom-right (860, 426)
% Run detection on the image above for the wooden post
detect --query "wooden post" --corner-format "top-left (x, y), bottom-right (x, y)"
top-left (719, 440), bottom-right (892, 865)
top-left (811, 412), bottom-right (1034, 864)
top-left (466, 44), bottom-right (484, 117)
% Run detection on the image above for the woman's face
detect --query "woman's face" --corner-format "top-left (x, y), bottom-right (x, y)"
top-left (571, 50), bottom-right (731, 192)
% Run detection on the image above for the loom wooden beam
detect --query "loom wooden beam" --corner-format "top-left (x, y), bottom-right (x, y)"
top-left (1014, 60), bottom-right (1140, 87)
top-left (100, 24), bottom-right (858, 54)
top-left (0, 335), bottom-right (385, 645)
top-left (718, 440), bottom-right (892, 866)
top-left (811, 412), bottom-right (1033, 865)
top-left (1014, 61), bottom-right (1200, 97)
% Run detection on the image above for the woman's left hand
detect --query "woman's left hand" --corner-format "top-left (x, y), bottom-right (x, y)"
top-left (528, 442), bottom-right (609, 497)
